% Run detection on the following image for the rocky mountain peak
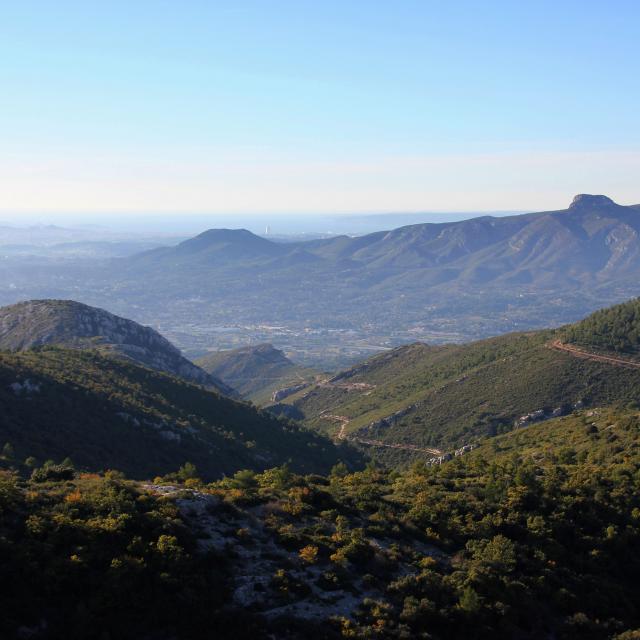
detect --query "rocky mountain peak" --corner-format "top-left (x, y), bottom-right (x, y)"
top-left (568, 194), bottom-right (617, 210)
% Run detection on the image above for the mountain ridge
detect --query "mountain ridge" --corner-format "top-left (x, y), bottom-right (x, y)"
top-left (116, 194), bottom-right (640, 314)
top-left (4, 194), bottom-right (640, 363)
top-left (126, 194), bottom-right (640, 270)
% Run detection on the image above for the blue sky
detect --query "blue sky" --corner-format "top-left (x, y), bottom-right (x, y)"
top-left (1, 1), bottom-right (639, 218)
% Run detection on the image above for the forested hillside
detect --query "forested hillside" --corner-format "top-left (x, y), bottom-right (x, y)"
top-left (564, 297), bottom-right (640, 357)
top-left (2, 405), bottom-right (638, 639)
top-left (284, 327), bottom-right (640, 461)
top-left (0, 347), bottom-right (358, 480)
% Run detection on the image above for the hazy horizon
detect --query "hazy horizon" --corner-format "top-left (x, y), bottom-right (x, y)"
top-left (1, 190), bottom-right (635, 235)
top-left (0, 208), bottom-right (534, 236)
top-left (2, 2), bottom-right (639, 217)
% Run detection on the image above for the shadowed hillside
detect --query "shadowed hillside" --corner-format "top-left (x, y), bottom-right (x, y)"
top-left (0, 347), bottom-right (360, 479)
top-left (2, 404), bottom-right (638, 639)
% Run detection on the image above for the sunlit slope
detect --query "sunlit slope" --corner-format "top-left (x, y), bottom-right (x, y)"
top-left (289, 329), bottom-right (640, 454)
top-left (564, 297), bottom-right (640, 358)
top-left (196, 343), bottom-right (316, 404)
top-left (466, 403), bottom-right (640, 469)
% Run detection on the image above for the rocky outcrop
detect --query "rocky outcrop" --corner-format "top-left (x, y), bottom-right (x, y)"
top-left (514, 403), bottom-right (580, 428)
top-left (357, 404), bottom-right (417, 436)
top-left (272, 383), bottom-right (309, 402)
top-left (0, 299), bottom-right (235, 396)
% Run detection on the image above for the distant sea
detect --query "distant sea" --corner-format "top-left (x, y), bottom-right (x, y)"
top-left (0, 210), bottom-right (528, 238)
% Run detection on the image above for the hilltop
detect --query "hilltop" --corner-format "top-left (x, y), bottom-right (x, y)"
top-left (0, 347), bottom-right (358, 480)
top-left (0, 299), bottom-right (235, 395)
top-left (196, 343), bottom-right (316, 403)
top-left (131, 228), bottom-right (283, 267)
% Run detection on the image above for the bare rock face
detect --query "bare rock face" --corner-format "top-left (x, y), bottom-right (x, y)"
top-left (568, 194), bottom-right (617, 210)
top-left (0, 299), bottom-right (235, 396)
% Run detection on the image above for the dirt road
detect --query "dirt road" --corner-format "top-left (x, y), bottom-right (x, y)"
top-left (329, 413), bottom-right (443, 456)
top-left (549, 340), bottom-right (640, 369)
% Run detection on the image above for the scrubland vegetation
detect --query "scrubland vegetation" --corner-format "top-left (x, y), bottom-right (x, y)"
top-left (2, 406), bottom-right (639, 639)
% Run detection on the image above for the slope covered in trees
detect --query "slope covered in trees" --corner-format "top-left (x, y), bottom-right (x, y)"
top-left (0, 347), bottom-right (358, 480)
top-left (564, 297), bottom-right (640, 357)
top-left (284, 323), bottom-right (640, 461)
top-left (2, 405), bottom-right (639, 639)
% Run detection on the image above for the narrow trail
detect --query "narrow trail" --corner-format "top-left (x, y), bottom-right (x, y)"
top-left (348, 437), bottom-right (443, 456)
top-left (549, 340), bottom-right (640, 369)
top-left (326, 412), bottom-right (443, 457)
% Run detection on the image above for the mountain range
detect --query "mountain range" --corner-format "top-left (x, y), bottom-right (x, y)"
top-left (2, 194), bottom-right (640, 364)
top-left (130, 194), bottom-right (640, 286)
top-left (108, 193), bottom-right (640, 357)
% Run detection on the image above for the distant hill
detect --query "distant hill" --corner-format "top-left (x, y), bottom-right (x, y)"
top-left (196, 343), bottom-right (316, 403)
top-left (0, 347), bottom-right (358, 479)
top-left (284, 302), bottom-right (640, 463)
top-left (0, 300), bottom-right (235, 396)
top-left (129, 228), bottom-right (283, 268)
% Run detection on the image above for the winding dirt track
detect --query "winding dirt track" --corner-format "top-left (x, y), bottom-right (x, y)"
top-left (549, 340), bottom-right (640, 369)
top-left (347, 437), bottom-right (443, 456)
top-left (330, 414), bottom-right (443, 456)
